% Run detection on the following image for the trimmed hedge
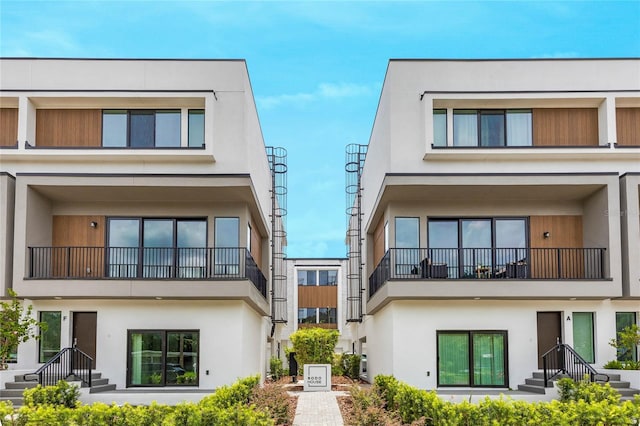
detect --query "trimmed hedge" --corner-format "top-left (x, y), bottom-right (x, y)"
top-left (354, 375), bottom-right (640, 426)
top-left (0, 375), bottom-right (276, 426)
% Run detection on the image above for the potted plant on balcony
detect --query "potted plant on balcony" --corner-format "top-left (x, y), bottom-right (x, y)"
top-left (0, 289), bottom-right (46, 370)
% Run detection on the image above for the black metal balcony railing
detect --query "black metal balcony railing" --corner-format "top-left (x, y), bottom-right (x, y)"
top-left (369, 247), bottom-right (606, 298)
top-left (29, 247), bottom-right (267, 298)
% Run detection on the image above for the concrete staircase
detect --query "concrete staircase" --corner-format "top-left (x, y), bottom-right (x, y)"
top-left (518, 371), bottom-right (640, 401)
top-left (0, 372), bottom-right (116, 406)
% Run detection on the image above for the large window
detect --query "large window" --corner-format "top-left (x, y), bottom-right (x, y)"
top-left (102, 110), bottom-right (185, 148)
top-left (188, 110), bottom-right (205, 148)
top-left (128, 330), bottom-right (199, 387)
top-left (214, 217), bottom-right (240, 275)
top-left (298, 308), bottom-right (337, 325)
top-left (428, 218), bottom-right (527, 279)
top-left (615, 312), bottom-right (637, 362)
top-left (433, 109), bottom-right (447, 147)
top-left (107, 218), bottom-right (207, 278)
top-left (573, 312), bottom-right (595, 363)
top-left (395, 217), bottom-right (419, 275)
top-left (437, 331), bottom-right (507, 387)
top-left (39, 311), bottom-right (61, 363)
top-left (297, 269), bottom-right (338, 286)
top-left (453, 109), bottom-right (532, 147)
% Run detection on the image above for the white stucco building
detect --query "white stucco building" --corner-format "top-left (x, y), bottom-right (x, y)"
top-left (346, 59), bottom-right (640, 392)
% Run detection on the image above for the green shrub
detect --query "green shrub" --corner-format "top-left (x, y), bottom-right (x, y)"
top-left (269, 356), bottom-right (285, 381)
top-left (199, 375), bottom-right (260, 409)
top-left (342, 353), bottom-right (361, 379)
top-left (331, 353), bottom-right (345, 376)
top-left (349, 385), bottom-right (402, 426)
top-left (557, 376), bottom-right (620, 404)
top-left (373, 375), bottom-right (400, 411)
top-left (289, 327), bottom-right (339, 374)
top-left (250, 382), bottom-right (292, 426)
top-left (23, 380), bottom-right (81, 408)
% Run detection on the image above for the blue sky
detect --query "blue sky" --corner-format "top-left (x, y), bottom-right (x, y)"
top-left (1, 1), bottom-right (639, 258)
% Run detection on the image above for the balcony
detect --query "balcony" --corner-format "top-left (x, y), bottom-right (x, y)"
top-left (28, 246), bottom-right (267, 298)
top-left (369, 247), bottom-right (607, 299)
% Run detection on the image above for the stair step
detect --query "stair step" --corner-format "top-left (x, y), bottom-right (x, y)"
top-left (90, 378), bottom-right (109, 386)
top-left (89, 383), bottom-right (116, 394)
top-left (617, 388), bottom-right (640, 397)
top-left (5, 381), bottom-right (38, 390)
top-left (0, 397), bottom-right (23, 406)
top-left (525, 378), bottom-right (545, 386)
top-left (0, 389), bottom-right (25, 398)
top-left (517, 384), bottom-right (547, 394)
top-left (607, 380), bottom-right (631, 389)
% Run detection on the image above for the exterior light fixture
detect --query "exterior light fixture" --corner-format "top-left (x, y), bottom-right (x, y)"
top-left (543, 231), bottom-right (550, 238)
top-left (90, 221), bottom-right (98, 228)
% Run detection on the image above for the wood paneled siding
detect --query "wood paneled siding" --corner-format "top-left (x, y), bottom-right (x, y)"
top-left (616, 108), bottom-right (640, 146)
top-left (298, 286), bottom-right (338, 308)
top-left (532, 108), bottom-right (599, 146)
top-left (529, 215), bottom-right (584, 278)
top-left (52, 215), bottom-right (105, 277)
top-left (249, 217), bottom-right (262, 270)
top-left (36, 109), bottom-right (102, 147)
top-left (0, 108), bottom-right (18, 147)
top-left (373, 218), bottom-right (386, 266)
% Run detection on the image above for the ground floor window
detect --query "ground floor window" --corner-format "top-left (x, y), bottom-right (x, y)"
top-left (615, 312), bottom-right (638, 362)
top-left (127, 330), bottom-right (199, 387)
top-left (297, 308), bottom-right (337, 326)
top-left (39, 311), bottom-right (61, 363)
top-left (572, 312), bottom-right (595, 363)
top-left (437, 331), bottom-right (508, 387)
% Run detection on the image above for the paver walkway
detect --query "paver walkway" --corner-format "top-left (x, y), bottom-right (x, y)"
top-left (291, 390), bottom-right (347, 426)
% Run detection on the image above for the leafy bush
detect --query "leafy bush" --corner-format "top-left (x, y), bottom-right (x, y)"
top-left (289, 327), bottom-right (339, 374)
top-left (269, 356), bottom-right (285, 381)
top-left (607, 324), bottom-right (640, 370)
top-left (23, 380), bottom-right (81, 408)
top-left (199, 375), bottom-right (260, 409)
top-left (332, 353), bottom-right (345, 376)
top-left (557, 376), bottom-right (621, 404)
top-left (251, 382), bottom-right (292, 426)
top-left (364, 375), bottom-right (640, 426)
top-left (341, 353), bottom-right (361, 379)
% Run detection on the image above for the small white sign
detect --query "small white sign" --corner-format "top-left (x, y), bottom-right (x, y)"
top-left (303, 364), bottom-right (331, 392)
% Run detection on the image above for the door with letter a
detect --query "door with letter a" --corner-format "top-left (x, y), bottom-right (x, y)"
top-left (536, 311), bottom-right (562, 369)
top-left (72, 312), bottom-right (97, 364)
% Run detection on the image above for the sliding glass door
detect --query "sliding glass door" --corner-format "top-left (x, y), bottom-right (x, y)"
top-left (438, 331), bottom-right (508, 387)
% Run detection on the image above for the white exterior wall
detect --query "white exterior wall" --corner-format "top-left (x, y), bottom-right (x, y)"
top-left (13, 299), bottom-right (267, 389)
top-left (365, 300), bottom-right (639, 390)
top-left (356, 59), bottom-right (640, 389)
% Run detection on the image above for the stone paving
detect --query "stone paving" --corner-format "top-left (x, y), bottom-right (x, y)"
top-left (290, 390), bottom-right (348, 426)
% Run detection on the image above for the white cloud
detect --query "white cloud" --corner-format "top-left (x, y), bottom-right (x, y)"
top-left (257, 82), bottom-right (376, 110)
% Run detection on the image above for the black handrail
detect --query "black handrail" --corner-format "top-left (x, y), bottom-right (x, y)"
top-left (541, 343), bottom-right (609, 387)
top-left (368, 247), bottom-right (607, 298)
top-left (30, 346), bottom-right (93, 388)
top-left (28, 246), bottom-right (267, 298)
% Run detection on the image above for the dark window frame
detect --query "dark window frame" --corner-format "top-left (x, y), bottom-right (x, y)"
top-left (427, 217), bottom-right (529, 278)
top-left (38, 311), bottom-right (62, 363)
top-left (126, 329), bottom-right (200, 388)
top-left (615, 312), bottom-right (638, 362)
top-left (106, 217), bottom-right (208, 278)
top-left (101, 109), bottom-right (183, 148)
top-left (452, 109), bottom-right (532, 147)
top-left (436, 330), bottom-right (509, 388)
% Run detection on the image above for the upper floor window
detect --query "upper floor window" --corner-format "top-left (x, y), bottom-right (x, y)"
top-left (452, 109), bottom-right (532, 147)
top-left (102, 110), bottom-right (182, 148)
top-left (433, 109), bottom-right (447, 147)
top-left (188, 109), bottom-right (205, 147)
top-left (297, 269), bottom-right (338, 286)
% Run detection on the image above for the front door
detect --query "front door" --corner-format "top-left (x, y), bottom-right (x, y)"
top-left (73, 312), bottom-right (97, 363)
top-left (536, 311), bottom-right (562, 368)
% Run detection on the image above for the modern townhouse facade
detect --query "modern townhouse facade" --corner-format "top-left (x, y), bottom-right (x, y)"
top-left (273, 258), bottom-right (354, 360)
top-left (0, 58), bottom-right (285, 391)
top-left (346, 59), bottom-right (640, 391)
